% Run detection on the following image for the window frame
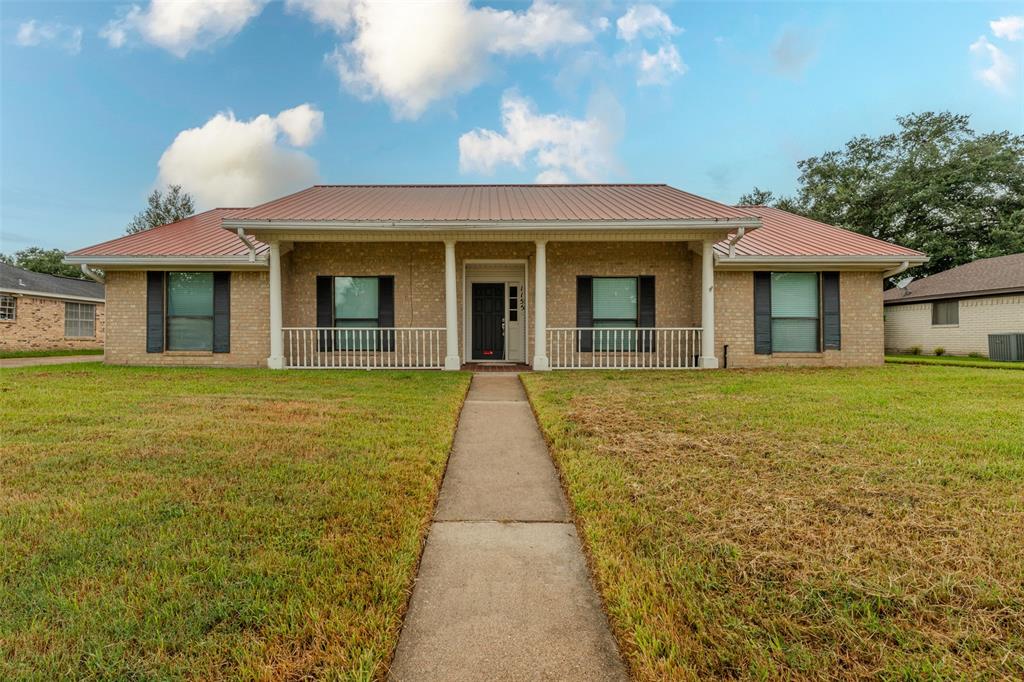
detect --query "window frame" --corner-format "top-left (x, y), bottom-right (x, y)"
top-left (931, 299), bottom-right (959, 326)
top-left (591, 276), bottom-right (639, 352)
top-left (332, 276), bottom-right (383, 351)
top-left (64, 301), bottom-right (96, 338)
top-left (0, 294), bottom-right (15, 321)
top-left (165, 272), bottom-right (215, 351)
top-left (769, 272), bottom-right (822, 353)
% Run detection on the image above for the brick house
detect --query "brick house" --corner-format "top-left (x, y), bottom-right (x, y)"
top-left (0, 263), bottom-right (105, 352)
top-left (65, 184), bottom-right (925, 370)
top-left (883, 253), bottom-right (1024, 357)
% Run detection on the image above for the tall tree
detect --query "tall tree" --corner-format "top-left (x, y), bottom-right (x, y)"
top-left (126, 185), bottom-right (195, 234)
top-left (738, 113), bottom-right (1024, 278)
top-left (1, 247), bottom-right (83, 279)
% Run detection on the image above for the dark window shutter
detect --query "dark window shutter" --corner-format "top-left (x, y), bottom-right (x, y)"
top-left (378, 276), bottom-right (395, 351)
top-left (212, 272), bottom-right (231, 353)
top-left (146, 271), bottom-right (164, 353)
top-left (822, 272), bottom-right (841, 350)
top-left (576, 276), bottom-right (593, 352)
top-left (753, 272), bottom-right (772, 355)
top-left (638, 275), bottom-right (656, 352)
top-left (316, 275), bottom-right (334, 351)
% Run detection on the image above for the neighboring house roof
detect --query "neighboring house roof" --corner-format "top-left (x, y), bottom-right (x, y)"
top-left (883, 252), bottom-right (1024, 304)
top-left (721, 206), bottom-right (926, 258)
top-left (65, 185), bottom-right (925, 264)
top-left (68, 208), bottom-right (266, 258)
top-left (227, 184), bottom-right (753, 223)
top-left (0, 262), bottom-right (104, 300)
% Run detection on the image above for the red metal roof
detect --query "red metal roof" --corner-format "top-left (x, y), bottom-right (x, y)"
top-left (67, 187), bottom-right (925, 262)
top-left (68, 208), bottom-right (267, 257)
top-left (717, 206), bottom-right (926, 258)
top-left (228, 184), bottom-right (754, 222)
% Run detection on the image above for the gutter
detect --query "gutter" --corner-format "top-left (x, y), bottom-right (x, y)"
top-left (80, 263), bottom-right (105, 284)
top-left (881, 260), bottom-right (911, 278)
top-left (726, 226), bottom-right (746, 258)
top-left (235, 228), bottom-right (258, 263)
top-left (221, 217), bottom-right (763, 232)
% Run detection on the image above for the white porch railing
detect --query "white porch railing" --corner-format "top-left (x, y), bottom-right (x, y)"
top-left (546, 327), bottom-right (702, 369)
top-left (284, 327), bottom-right (446, 369)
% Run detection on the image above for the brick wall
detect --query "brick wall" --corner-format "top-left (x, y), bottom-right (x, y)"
top-left (103, 270), bottom-right (268, 367)
top-left (0, 295), bottom-right (105, 352)
top-left (884, 294), bottom-right (1024, 356)
top-left (715, 270), bottom-right (885, 368)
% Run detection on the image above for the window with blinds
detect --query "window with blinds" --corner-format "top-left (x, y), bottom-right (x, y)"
top-left (334, 276), bottom-right (381, 350)
top-left (592, 277), bottom-right (638, 351)
top-left (64, 302), bottom-right (95, 337)
top-left (770, 272), bottom-right (820, 352)
top-left (167, 272), bottom-right (214, 350)
top-left (0, 294), bottom-right (15, 321)
top-left (931, 300), bottom-right (959, 325)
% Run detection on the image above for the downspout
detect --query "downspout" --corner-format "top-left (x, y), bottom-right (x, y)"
top-left (80, 263), bottom-right (105, 284)
top-left (235, 228), bottom-right (257, 263)
top-left (882, 260), bottom-right (910, 279)
top-left (726, 226), bottom-right (746, 258)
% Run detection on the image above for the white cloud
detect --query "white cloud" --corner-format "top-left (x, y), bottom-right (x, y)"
top-left (15, 20), bottom-right (82, 54)
top-left (637, 44), bottom-right (686, 85)
top-left (970, 35), bottom-right (1017, 93)
top-left (101, 0), bottom-right (267, 57)
top-left (991, 15), bottom-right (1024, 41)
top-left (770, 26), bottom-right (819, 78)
top-left (157, 104), bottom-right (323, 208)
top-left (616, 4), bottom-right (679, 42)
top-left (291, 0), bottom-right (593, 119)
top-left (458, 90), bottom-right (622, 183)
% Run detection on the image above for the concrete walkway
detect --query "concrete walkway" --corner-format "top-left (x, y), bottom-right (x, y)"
top-left (389, 374), bottom-right (626, 682)
top-left (0, 354), bottom-right (103, 368)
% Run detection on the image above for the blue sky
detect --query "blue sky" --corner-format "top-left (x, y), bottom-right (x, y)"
top-left (2, 1), bottom-right (1022, 252)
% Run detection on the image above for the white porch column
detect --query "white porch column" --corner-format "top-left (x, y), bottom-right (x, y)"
top-left (267, 240), bottom-right (285, 369)
top-left (443, 240), bottom-right (461, 370)
top-left (533, 239), bottom-right (550, 370)
top-left (699, 239), bottom-right (718, 368)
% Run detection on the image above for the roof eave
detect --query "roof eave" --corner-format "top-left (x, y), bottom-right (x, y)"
top-left (884, 286), bottom-right (1024, 305)
top-left (0, 287), bottom-right (104, 303)
top-left (63, 255), bottom-right (269, 269)
top-left (714, 254), bottom-right (929, 271)
top-left (221, 217), bottom-right (762, 232)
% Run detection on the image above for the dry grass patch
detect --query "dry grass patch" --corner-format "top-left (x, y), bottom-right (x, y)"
top-left (0, 364), bottom-right (469, 680)
top-left (522, 365), bottom-right (1024, 680)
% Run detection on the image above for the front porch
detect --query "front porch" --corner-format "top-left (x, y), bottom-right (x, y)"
top-left (259, 236), bottom-right (723, 371)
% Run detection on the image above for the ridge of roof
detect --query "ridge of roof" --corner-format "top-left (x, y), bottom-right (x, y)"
top-left (310, 183), bottom-right (669, 188)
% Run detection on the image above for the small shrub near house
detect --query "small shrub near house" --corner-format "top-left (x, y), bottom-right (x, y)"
top-left (909, 345), bottom-right (922, 355)
top-left (934, 347), bottom-right (946, 356)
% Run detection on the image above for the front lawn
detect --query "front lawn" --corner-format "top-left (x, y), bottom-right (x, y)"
top-left (522, 366), bottom-right (1024, 680)
top-left (1, 365), bottom-right (469, 680)
top-left (0, 348), bottom-right (104, 359)
top-left (887, 353), bottom-right (1024, 370)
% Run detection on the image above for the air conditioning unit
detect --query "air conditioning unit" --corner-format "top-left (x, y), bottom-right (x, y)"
top-left (988, 333), bottom-right (1024, 362)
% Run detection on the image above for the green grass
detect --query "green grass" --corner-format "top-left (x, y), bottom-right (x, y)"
top-left (521, 366), bottom-right (1024, 680)
top-left (1, 365), bottom-right (470, 680)
top-left (887, 353), bottom-right (1024, 370)
top-left (0, 348), bottom-right (104, 359)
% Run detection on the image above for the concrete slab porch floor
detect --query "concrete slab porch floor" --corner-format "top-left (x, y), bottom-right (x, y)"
top-left (389, 374), bottom-right (627, 682)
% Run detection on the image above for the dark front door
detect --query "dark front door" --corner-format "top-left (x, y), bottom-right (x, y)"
top-left (472, 283), bottom-right (505, 360)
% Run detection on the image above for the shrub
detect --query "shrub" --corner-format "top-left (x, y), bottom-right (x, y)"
top-left (934, 347), bottom-right (946, 356)
top-left (968, 352), bottom-right (983, 358)
top-left (909, 346), bottom-right (922, 355)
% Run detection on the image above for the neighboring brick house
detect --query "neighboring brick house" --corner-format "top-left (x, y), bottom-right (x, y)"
top-left (884, 253), bottom-right (1024, 357)
top-left (65, 184), bottom-right (925, 370)
top-left (0, 263), bottom-right (105, 352)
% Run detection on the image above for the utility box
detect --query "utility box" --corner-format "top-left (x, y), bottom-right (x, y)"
top-left (988, 333), bottom-right (1024, 362)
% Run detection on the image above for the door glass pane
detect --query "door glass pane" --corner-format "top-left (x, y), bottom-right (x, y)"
top-left (771, 319), bottom-right (819, 352)
top-left (771, 273), bottom-right (818, 317)
top-left (167, 317), bottom-right (214, 351)
top-left (593, 278), bottom-right (638, 320)
top-left (334, 277), bottom-right (379, 320)
top-left (167, 273), bottom-right (214, 316)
